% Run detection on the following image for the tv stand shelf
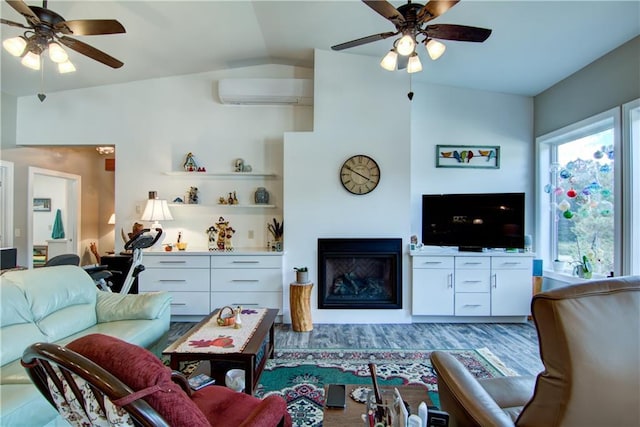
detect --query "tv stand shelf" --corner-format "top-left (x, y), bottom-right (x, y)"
top-left (411, 251), bottom-right (533, 323)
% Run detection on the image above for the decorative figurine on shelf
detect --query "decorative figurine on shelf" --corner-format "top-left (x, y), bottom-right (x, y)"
top-left (206, 226), bottom-right (217, 251)
top-left (173, 197), bottom-right (184, 204)
top-left (183, 152), bottom-right (198, 172)
top-left (210, 216), bottom-right (235, 251)
top-left (234, 158), bottom-right (244, 172)
top-left (187, 187), bottom-right (199, 204)
top-left (218, 196), bottom-right (228, 205)
top-left (228, 192), bottom-right (234, 205)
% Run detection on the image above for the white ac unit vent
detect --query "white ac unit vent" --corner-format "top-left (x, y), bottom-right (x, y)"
top-left (218, 78), bottom-right (313, 106)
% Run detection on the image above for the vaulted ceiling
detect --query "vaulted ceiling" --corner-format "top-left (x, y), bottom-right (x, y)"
top-left (1, 1), bottom-right (638, 98)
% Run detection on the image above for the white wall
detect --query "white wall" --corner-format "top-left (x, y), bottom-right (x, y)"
top-left (410, 83), bottom-right (535, 238)
top-left (284, 49), bottom-right (413, 324)
top-left (17, 64), bottom-right (313, 251)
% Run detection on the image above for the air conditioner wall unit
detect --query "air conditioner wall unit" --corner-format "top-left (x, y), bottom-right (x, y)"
top-left (218, 78), bottom-right (313, 106)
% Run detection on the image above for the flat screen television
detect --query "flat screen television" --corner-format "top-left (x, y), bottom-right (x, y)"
top-left (422, 192), bottom-right (525, 251)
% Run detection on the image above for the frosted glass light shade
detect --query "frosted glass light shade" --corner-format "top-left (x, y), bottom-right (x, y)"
top-left (21, 51), bottom-right (40, 70)
top-left (3, 37), bottom-right (26, 56)
top-left (58, 60), bottom-right (76, 73)
top-left (380, 50), bottom-right (398, 71)
top-left (396, 34), bottom-right (416, 56)
top-left (48, 42), bottom-right (68, 63)
top-left (407, 53), bottom-right (423, 73)
top-left (426, 39), bottom-right (446, 60)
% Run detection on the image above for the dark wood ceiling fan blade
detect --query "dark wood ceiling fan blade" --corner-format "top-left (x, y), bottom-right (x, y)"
top-left (332, 31), bottom-right (397, 51)
top-left (6, 0), bottom-right (40, 23)
top-left (417, 0), bottom-right (459, 23)
top-left (425, 24), bottom-right (492, 42)
top-left (54, 19), bottom-right (125, 36)
top-left (362, 0), bottom-right (405, 25)
top-left (58, 36), bottom-right (123, 68)
top-left (1, 17), bottom-right (29, 28)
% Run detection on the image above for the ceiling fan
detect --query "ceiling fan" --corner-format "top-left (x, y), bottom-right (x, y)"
top-left (331, 0), bottom-right (491, 73)
top-left (1, 0), bottom-right (125, 72)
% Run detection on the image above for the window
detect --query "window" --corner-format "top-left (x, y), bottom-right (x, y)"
top-left (537, 102), bottom-right (639, 277)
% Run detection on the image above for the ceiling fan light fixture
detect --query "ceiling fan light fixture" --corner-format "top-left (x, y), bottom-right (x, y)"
top-left (21, 51), bottom-right (41, 70)
top-left (396, 34), bottom-right (416, 56)
top-left (380, 49), bottom-right (398, 71)
top-left (58, 60), bottom-right (76, 74)
top-left (48, 42), bottom-right (69, 63)
top-left (407, 53), bottom-right (423, 73)
top-left (3, 36), bottom-right (27, 57)
top-left (426, 39), bottom-right (446, 60)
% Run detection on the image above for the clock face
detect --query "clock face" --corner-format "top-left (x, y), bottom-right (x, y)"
top-left (340, 155), bottom-right (380, 195)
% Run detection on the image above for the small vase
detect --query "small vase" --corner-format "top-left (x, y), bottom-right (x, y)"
top-left (254, 187), bottom-right (269, 204)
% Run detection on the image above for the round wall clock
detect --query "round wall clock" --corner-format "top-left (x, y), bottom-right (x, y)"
top-left (340, 154), bottom-right (380, 195)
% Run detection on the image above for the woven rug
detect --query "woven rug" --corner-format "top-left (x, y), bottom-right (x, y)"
top-left (250, 347), bottom-right (516, 427)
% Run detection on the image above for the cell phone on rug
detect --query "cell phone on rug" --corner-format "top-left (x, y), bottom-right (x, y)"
top-left (326, 384), bottom-right (346, 408)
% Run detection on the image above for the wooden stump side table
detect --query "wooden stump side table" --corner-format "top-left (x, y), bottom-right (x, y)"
top-left (289, 282), bottom-right (313, 332)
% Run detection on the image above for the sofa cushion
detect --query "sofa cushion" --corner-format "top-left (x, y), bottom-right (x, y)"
top-left (96, 291), bottom-right (171, 323)
top-left (3, 266), bottom-right (98, 341)
top-left (67, 334), bottom-right (210, 427)
top-left (0, 278), bottom-right (47, 366)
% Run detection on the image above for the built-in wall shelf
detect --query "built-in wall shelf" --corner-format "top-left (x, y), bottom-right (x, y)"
top-left (164, 172), bottom-right (276, 178)
top-left (169, 203), bottom-right (275, 209)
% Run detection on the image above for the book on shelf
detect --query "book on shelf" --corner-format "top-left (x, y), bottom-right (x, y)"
top-left (188, 373), bottom-right (216, 390)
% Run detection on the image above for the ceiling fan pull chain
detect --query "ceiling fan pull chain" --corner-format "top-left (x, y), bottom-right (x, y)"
top-left (407, 74), bottom-right (414, 101)
top-left (38, 57), bottom-right (47, 102)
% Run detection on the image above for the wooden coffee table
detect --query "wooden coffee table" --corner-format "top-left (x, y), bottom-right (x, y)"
top-left (322, 384), bottom-right (431, 427)
top-left (163, 308), bottom-right (278, 395)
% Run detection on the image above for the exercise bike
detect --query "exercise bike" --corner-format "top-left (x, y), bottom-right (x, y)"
top-left (85, 228), bottom-right (162, 294)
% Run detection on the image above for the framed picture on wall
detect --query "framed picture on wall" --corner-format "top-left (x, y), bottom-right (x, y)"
top-left (33, 198), bottom-right (51, 212)
top-left (436, 145), bottom-right (500, 169)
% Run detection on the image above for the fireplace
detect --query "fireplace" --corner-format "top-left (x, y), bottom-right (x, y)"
top-left (318, 238), bottom-right (402, 309)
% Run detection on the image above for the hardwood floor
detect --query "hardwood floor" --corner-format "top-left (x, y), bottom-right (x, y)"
top-left (169, 321), bottom-right (543, 376)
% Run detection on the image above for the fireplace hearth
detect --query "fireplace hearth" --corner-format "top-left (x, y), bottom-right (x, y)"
top-left (318, 238), bottom-right (402, 309)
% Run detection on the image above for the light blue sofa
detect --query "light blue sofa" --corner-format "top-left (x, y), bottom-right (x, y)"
top-left (0, 265), bottom-right (172, 426)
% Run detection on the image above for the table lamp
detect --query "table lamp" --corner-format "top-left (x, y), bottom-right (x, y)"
top-left (141, 191), bottom-right (173, 230)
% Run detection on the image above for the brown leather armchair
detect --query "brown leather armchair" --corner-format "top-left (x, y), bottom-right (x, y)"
top-left (431, 276), bottom-right (640, 427)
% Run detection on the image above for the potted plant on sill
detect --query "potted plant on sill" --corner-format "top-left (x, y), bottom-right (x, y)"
top-left (553, 259), bottom-right (566, 272)
top-left (572, 255), bottom-right (593, 279)
top-left (294, 267), bottom-right (309, 284)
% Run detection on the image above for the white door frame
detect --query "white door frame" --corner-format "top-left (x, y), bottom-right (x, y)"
top-left (28, 167), bottom-right (81, 268)
top-left (0, 160), bottom-right (14, 248)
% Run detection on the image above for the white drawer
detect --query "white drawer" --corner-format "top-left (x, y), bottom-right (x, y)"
top-left (455, 293), bottom-right (490, 316)
top-left (455, 257), bottom-right (490, 270)
top-left (211, 255), bottom-right (282, 269)
top-left (491, 257), bottom-right (531, 270)
top-left (211, 269), bottom-right (282, 292)
top-left (144, 254), bottom-right (210, 269)
top-left (139, 269), bottom-right (210, 292)
top-left (412, 256), bottom-right (454, 269)
top-left (211, 291), bottom-right (282, 312)
top-left (455, 270), bottom-right (491, 292)
top-left (167, 292), bottom-right (211, 316)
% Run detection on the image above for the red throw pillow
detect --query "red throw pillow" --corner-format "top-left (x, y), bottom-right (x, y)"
top-left (66, 333), bottom-right (209, 427)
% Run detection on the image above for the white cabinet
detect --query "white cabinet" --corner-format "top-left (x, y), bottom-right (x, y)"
top-left (139, 252), bottom-right (283, 319)
top-left (490, 257), bottom-right (532, 316)
top-left (139, 254), bottom-right (211, 316)
top-left (412, 252), bottom-right (533, 321)
top-left (412, 256), bottom-right (454, 315)
top-left (211, 255), bottom-right (283, 312)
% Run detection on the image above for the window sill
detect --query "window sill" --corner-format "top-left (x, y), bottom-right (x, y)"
top-left (543, 270), bottom-right (607, 284)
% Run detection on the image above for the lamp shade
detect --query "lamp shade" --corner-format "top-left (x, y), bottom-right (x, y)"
top-left (407, 53), bottom-right (423, 73)
top-left (108, 213), bottom-right (116, 225)
top-left (21, 51), bottom-right (40, 70)
top-left (426, 39), bottom-right (446, 60)
top-left (141, 199), bottom-right (173, 224)
top-left (48, 42), bottom-right (68, 63)
top-left (380, 50), bottom-right (398, 71)
top-left (396, 34), bottom-right (416, 56)
top-left (3, 36), bottom-right (27, 56)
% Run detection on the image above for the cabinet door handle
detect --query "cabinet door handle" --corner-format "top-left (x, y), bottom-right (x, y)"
top-left (232, 260), bottom-right (260, 264)
top-left (463, 304), bottom-right (482, 308)
top-left (502, 262), bottom-right (521, 266)
top-left (447, 273), bottom-right (453, 288)
top-left (159, 261), bottom-right (187, 264)
top-left (492, 274), bottom-right (497, 288)
top-left (463, 280), bottom-right (482, 283)
top-left (231, 279), bottom-right (260, 283)
top-left (232, 303), bottom-right (260, 307)
top-left (424, 261), bottom-right (443, 265)
top-left (463, 262), bottom-right (483, 265)
top-left (159, 279), bottom-right (187, 282)
top-left (171, 303), bottom-right (187, 306)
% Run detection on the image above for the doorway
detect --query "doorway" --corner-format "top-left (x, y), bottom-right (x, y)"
top-left (0, 160), bottom-right (14, 248)
top-left (28, 167), bottom-right (81, 268)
